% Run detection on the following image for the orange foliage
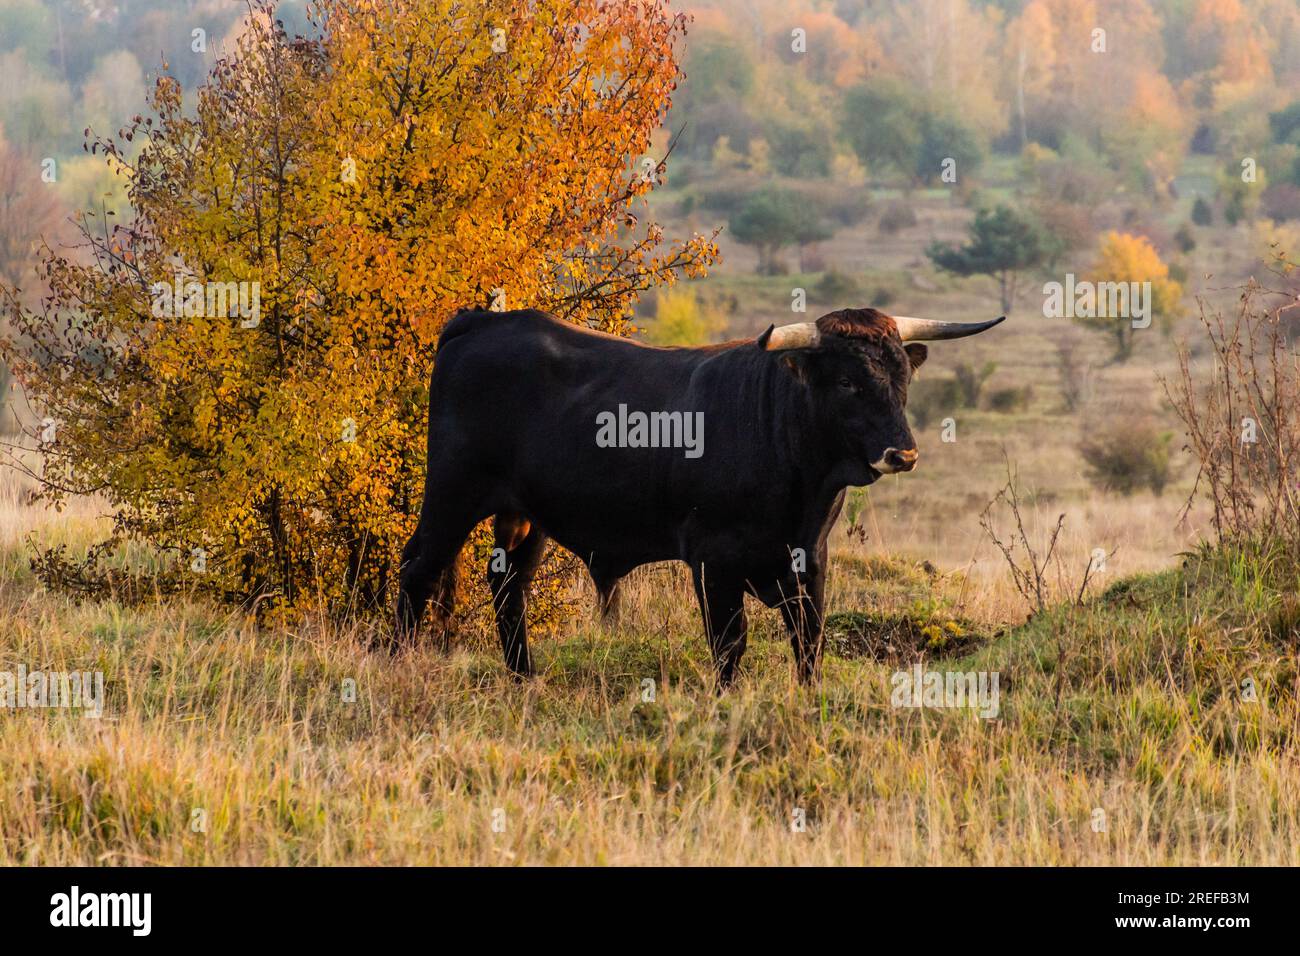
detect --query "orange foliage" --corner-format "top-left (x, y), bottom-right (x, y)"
top-left (0, 1), bottom-right (717, 620)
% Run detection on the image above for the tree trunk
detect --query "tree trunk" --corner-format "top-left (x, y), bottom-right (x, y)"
top-left (1016, 42), bottom-right (1027, 150)
top-left (1114, 323), bottom-right (1133, 362)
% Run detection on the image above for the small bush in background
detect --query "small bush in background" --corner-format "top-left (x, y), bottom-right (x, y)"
top-left (641, 286), bottom-right (728, 346)
top-left (1078, 412), bottom-right (1174, 496)
top-left (878, 200), bottom-right (918, 235)
top-left (729, 185), bottom-right (833, 274)
top-left (1055, 337), bottom-right (1094, 413)
top-left (953, 360), bottom-right (996, 408)
top-left (907, 375), bottom-right (962, 429)
top-left (1262, 183), bottom-right (1300, 222)
top-left (813, 268), bottom-right (859, 304)
top-left (1191, 196), bottom-right (1213, 226)
top-left (986, 385), bottom-right (1034, 414)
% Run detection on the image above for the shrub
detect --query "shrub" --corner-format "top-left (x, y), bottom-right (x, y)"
top-left (1022, 147), bottom-right (1115, 207)
top-left (1055, 338), bottom-right (1093, 413)
top-left (812, 268), bottom-right (858, 302)
top-left (1220, 159), bottom-right (1267, 226)
top-left (878, 200), bottom-right (917, 235)
top-left (1076, 231), bottom-right (1183, 361)
top-left (927, 204), bottom-right (1058, 313)
top-left (641, 287), bottom-right (727, 345)
top-left (986, 385), bottom-right (1033, 414)
top-left (730, 186), bottom-right (833, 274)
top-left (1262, 183), bottom-right (1300, 222)
top-left (1030, 199), bottom-right (1095, 260)
top-left (953, 361), bottom-right (996, 408)
top-left (1191, 196), bottom-right (1213, 226)
top-left (1078, 413), bottom-right (1175, 496)
top-left (907, 375), bottom-right (962, 429)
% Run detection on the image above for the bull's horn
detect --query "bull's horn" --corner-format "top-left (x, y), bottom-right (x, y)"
top-left (761, 321), bottom-right (821, 350)
top-left (891, 315), bottom-right (1006, 341)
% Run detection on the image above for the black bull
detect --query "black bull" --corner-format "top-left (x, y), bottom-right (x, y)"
top-left (394, 306), bottom-right (1004, 686)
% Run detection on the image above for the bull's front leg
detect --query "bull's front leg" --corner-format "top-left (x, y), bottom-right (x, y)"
top-left (778, 548), bottom-right (827, 684)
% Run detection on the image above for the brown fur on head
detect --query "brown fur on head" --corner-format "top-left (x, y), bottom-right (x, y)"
top-left (813, 307), bottom-right (927, 372)
top-left (814, 308), bottom-right (898, 342)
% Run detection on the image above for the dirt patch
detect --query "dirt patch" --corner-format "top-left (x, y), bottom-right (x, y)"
top-left (823, 610), bottom-right (994, 663)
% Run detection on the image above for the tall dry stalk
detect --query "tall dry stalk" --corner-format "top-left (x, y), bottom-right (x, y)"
top-left (1165, 280), bottom-right (1300, 551)
top-left (979, 456), bottom-right (1065, 616)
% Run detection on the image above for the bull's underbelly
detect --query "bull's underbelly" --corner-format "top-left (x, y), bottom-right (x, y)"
top-left (511, 490), bottom-right (683, 568)
top-left (504, 479), bottom-right (807, 586)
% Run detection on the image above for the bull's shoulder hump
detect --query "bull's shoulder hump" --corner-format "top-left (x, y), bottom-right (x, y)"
top-left (440, 308), bottom-right (611, 343)
top-left (539, 322), bottom-right (756, 357)
top-left (440, 308), bottom-right (753, 359)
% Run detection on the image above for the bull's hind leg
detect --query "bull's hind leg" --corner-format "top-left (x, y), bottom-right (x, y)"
top-left (487, 514), bottom-right (548, 678)
top-left (394, 486), bottom-right (486, 650)
top-left (692, 567), bottom-right (748, 690)
top-left (595, 578), bottom-right (622, 623)
top-left (587, 560), bottom-right (624, 625)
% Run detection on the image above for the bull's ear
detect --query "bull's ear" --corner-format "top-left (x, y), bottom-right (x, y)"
top-left (756, 324), bottom-right (775, 349)
top-left (779, 352), bottom-right (811, 384)
top-left (904, 343), bottom-right (928, 372)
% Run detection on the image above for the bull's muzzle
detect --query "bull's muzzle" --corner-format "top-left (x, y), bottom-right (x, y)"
top-left (872, 447), bottom-right (918, 474)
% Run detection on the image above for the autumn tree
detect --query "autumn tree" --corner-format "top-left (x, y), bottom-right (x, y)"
top-left (1004, 0), bottom-right (1056, 150)
top-left (1004, 0), bottom-right (1187, 191)
top-left (0, 0), bottom-right (716, 621)
top-left (879, 0), bottom-right (1006, 143)
top-left (1075, 231), bottom-right (1182, 360)
top-left (0, 127), bottom-right (67, 295)
top-left (670, 29), bottom-right (756, 160)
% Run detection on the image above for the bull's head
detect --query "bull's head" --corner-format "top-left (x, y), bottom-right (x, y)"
top-left (757, 308), bottom-right (1004, 484)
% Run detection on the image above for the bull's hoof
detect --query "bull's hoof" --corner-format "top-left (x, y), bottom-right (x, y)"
top-left (503, 656), bottom-right (534, 680)
top-left (713, 670), bottom-right (742, 693)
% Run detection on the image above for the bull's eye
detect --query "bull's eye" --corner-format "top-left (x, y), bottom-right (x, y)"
top-left (837, 376), bottom-right (854, 392)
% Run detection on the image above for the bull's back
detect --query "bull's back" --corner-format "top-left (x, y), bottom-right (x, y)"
top-left (429, 312), bottom-right (715, 537)
top-left (432, 309), bottom-right (700, 440)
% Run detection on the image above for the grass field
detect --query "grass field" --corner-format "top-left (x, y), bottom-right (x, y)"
top-left (1, 465), bottom-right (1296, 865)
top-left (2, 174), bottom-right (1296, 866)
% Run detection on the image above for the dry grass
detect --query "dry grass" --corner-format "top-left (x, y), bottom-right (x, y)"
top-left (0, 465), bottom-right (1296, 865)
